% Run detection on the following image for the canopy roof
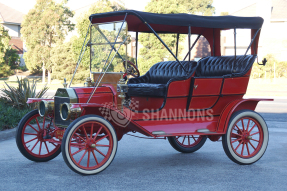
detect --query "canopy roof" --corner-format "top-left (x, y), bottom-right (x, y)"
top-left (89, 10), bottom-right (264, 34)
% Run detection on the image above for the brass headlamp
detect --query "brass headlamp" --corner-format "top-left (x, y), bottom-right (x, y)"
top-left (60, 103), bottom-right (82, 121)
top-left (38, 100), bottom-right (54, 117)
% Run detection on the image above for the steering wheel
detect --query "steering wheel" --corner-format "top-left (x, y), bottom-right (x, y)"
top-left (122, 60), bottom-right (140, 78)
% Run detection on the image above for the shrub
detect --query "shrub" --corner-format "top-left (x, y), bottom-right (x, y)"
top-left (0, 101), bottom-right (31, 131)
top-left (0, 76), bottom-right (49, 109)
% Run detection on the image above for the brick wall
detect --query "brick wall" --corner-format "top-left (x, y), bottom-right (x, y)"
top-left (9, 37), bottom-right (23, 54)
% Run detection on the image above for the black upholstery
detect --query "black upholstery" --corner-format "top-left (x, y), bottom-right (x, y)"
top-left (195, 55), bottom-right (257, 77)
top-left (128, 61), bottom-right (197, 97)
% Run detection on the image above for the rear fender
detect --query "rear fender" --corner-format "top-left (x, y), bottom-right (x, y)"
top-left (217, 98), bottom-right (273, 133)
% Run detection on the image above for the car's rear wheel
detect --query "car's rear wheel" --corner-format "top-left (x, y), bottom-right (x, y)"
top-left (222, 110), bottom-right (268, 165)
top-left (168, 135), bottom-right (207, 153)
top-left (62, 115), bottom-right (117, 175)
top-left (16, 110), bottom-right (61, 162)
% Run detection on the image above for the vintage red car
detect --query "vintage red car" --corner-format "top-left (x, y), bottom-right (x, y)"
top-left (16, 10), bottom-right (271, 175)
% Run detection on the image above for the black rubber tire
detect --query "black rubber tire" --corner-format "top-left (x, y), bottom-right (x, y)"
top-left (222, 109), bottom-right (269, 165)
top-left (61, 115), bottom-right (118, 175)
top-left (16, 109), bottom-right (61, 162)
top-left (168, 135), bottom-right (207, 153)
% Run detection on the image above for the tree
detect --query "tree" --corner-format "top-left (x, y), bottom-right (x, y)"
top-left (72, 0), bottom-right (125, 72)
top-left (139, 0), bottom-right (215, 73)
top-left (0, 24), bottom-right (20, 77)
top-left (0, 25), bottom-right (10, 63)
top-left (21, 0), bottom-right (74, 83)
top-left (220, 12), bottom-right (229, 16)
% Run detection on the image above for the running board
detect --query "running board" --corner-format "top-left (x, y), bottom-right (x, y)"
top-left (152, 131), bottom-right (166, 135)
top-left (196, 129), bottom-right (216, 133)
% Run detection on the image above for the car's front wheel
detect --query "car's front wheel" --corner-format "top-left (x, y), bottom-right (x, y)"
top-left (61, 115), bottom-right (117, 175)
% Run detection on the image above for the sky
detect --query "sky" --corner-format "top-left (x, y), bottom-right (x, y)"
top-left (0, 0), bottom-right (258, 15)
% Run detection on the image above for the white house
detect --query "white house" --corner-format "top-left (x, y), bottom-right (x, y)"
top-left (0, 2), bottom-right (25, 66)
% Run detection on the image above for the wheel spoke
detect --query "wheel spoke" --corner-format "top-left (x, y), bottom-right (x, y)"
top-left (95, 134), bottom-right (109, 143)
top-left (191, 136), bottom-right (196, 142)
top-left (74, 133), bottom-right (87, 143)
top-left (181, 136), bottom-right (186, 144)
top-left (93, 127), bottom-right (103, 141)
top-left (235, 125), bottom-right (243, 133)
top-left (70, 143), bottom-right (85, 147)
top-left (246, 119), bottom-right (250, 132)
top-left (72, 147), bottom-right (86, 156)
top-left (246, 142), bottom-right (250, 155)
top-left (188, 136), bottom-right (190, 145)
top-left (248, 141), bottom-right (256, 150)
top-left (251, 138), bottom-right (259, 142)
top-left (82, 126), bottom-right (88, 139)
top-left (31, 140), bottom-right (39, 151)
top-left (24, 133), bottom-right (37, 136)
top-left (51, 142), bottom-right (57, 147)
top-left (42, 117), bottom-right (46, 130)
top-left (25, 137), bottom-right (38, 144)
top-left (250, 132), bottom-right (259, 136)
top-left (96, 144), bottom-right (110, 147)
top-left (87, 151), bottom-right (91, 168)
top-left (235, 141), bottom-right (243, 151)
top-left (241, 142), bottom-right (245, 156)
top-left (231, 137), bottom-right (242, 143)
top-left (39, 142), bottom-right (42, 155)
top-left (90, 123), bottom-right (94, 139)
top-left (241, 119), bottom-right (245, 131)
top-left (95, 148), bottom-right (106, 157)
top-left (78, 150), bottom-right (87, 164)
top-left (28, 124), bottom-right (39, 132)
top-left (44, 142), bottom-right (50, 153)
top-left (249, 124), bottom-right (257, 133)
top-left (35, 118), bottom-right (41, 131)
top-left (92, 150), bottom-right (99, 165)
top-left (231, 132), bottom-right (241, 137)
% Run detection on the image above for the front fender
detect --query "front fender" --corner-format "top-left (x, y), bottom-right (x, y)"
top-left (27, 98), bottom-right (53, 104)
top-left (217, 98), bottom-right (273, 133)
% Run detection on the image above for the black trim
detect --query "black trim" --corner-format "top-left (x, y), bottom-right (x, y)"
top-left (135, 31), bottom-right (138, 67)
top-left (176, 33), bottom-right (179, 57)
top-left (245, 28), bottom-right (260, 56)
top-left (143, 22), bottom-right (188, 73)
top-left (186, 77), bottom-right (195, 111)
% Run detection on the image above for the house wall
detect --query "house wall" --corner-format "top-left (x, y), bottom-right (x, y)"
top-left (3, 23), bottom-right (20, 37)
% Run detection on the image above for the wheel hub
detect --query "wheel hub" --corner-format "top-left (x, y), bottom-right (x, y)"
top-left (241, 131), bottom-right (252, 143)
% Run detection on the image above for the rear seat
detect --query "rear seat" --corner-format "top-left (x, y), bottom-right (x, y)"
top-left (195, 55), bottom-right (257, 77)
top-left (127, 61), bottom-right (197, 97)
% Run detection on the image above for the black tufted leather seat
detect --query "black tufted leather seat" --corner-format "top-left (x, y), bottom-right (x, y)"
top-left (128, 61), bottom-right (197, 97)
top-left (195, 55), bottom-right (257, 77)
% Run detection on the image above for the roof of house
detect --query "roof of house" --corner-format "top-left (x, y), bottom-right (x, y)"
top-left (0, 2), bottom-right (24, 24)
top-left (231, 0), bottom-right (287, 20)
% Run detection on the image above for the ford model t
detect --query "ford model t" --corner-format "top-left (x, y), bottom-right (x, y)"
top-left (16, 10), bottom-right (271, 175)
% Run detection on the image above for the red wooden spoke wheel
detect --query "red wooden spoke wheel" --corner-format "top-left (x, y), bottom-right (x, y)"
top-left (222, 110), bottom-right (268, 165)
top-left (16, 110), bottom-right (61, 162)
top-left (62, 115), bottom-right (117, 175)
top-left (168, 135), bottom-right (207, 153)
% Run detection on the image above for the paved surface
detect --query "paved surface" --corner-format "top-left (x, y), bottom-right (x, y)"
top-left (0, 100), bottom-right (286, 190)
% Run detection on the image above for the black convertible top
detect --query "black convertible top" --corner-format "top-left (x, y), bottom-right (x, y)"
top-left (89, 10), bottom-right (264, 32)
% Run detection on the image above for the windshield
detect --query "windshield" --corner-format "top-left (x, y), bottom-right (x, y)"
top-left (90, 21), bottom-right (128, 73)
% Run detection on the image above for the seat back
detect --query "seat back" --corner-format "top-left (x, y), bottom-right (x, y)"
top-left (195, 55), bottom-right (257, 77)
top-left (148, 61), bottom-right (197, 84)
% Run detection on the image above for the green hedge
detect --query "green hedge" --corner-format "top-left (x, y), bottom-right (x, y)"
top-left (0, 101), bottom-right (31, 131)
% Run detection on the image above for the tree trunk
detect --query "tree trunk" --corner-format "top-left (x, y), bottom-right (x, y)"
top-left (48, 69), bottom-right (51, 84)
top-left (42, 65), bottom-right (45, 84)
